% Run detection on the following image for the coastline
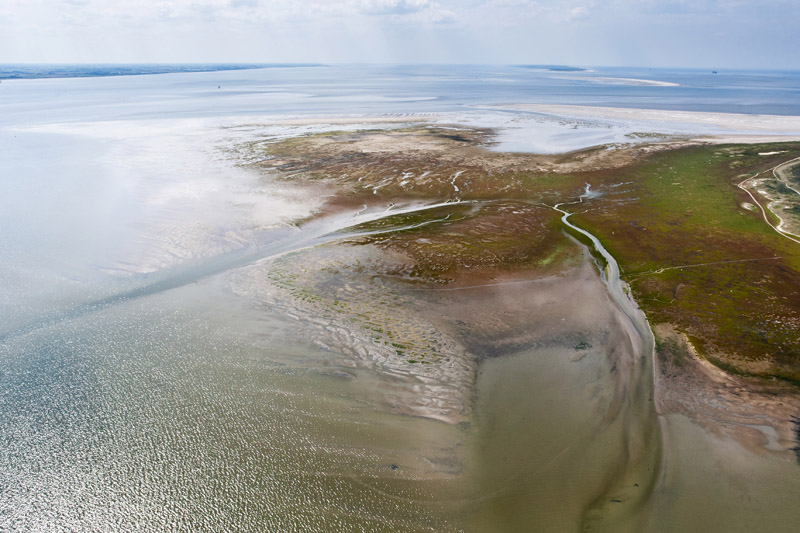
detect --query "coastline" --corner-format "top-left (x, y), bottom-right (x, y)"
top-left (3, 64), bottom-right (800, 531)
top-left (486, 103), bottom-right (800, 147)
top-left (3, 100), bottom-right (799, 529)
top-left (243, 120), bottom-right (800, 529)
top-left (491, 103), bottom-right (800, 133)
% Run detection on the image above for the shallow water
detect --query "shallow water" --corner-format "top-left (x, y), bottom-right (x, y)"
top-left (3, 65), bottom-right (800, 128)
top-left (0, 279), bottom-right (467, 531)
top-left (642, 414), bottom-right (800, 532)
top-left (425, 238), bottom-right (661, 531)
top-left (554, 192), bottom-right (800, 532)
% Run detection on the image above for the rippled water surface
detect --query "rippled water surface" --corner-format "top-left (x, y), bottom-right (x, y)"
top-left (1, 281), bottom-right (467, 531)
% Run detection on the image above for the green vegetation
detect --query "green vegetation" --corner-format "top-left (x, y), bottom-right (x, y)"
top-left (351, 202), bottom-right (576, 280)
top-left (255, 127), bottom-right (800, 383)
top-left (655, 335), bottom-right (690, 369)
top-left (572, 143), bottom-right (800, 382)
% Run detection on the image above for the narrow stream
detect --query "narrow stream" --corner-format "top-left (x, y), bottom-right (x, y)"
top-left (552, 186), bottom-right (663, 530)
top-left (553, 186), bottom-right (656, 349)
top-left (549, 184), bottom-right (800, 532)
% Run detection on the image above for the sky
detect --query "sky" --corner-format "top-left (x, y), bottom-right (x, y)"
top-left (1, 0), bottom-right (799, 68)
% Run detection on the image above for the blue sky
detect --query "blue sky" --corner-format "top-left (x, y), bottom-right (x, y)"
top-left (2, 0), bottom-right (798, 68)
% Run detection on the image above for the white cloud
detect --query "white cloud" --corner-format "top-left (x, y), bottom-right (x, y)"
top-left (357, 0), bottom-right (431, 15)
top-left (229, 0), bottom-right (259, 8)
top-left (561, 5), bottom-right (590, 21)
top-left (0, 0), bottom-right (798, 66)
top-left (426, 7), bottom-right (456, 23)
top-left (474, 0), bottom-right (592, 23)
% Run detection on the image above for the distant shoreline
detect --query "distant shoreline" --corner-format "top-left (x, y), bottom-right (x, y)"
top-left (0, 63), bottom-right (325, 80)
top-left (487, 103), bottom-right (800, 141)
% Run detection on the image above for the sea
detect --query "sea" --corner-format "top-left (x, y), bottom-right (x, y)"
top-left (3, 64), bottom-right (800, 124)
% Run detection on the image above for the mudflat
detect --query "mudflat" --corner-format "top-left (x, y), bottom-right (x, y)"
top-left (238, 122), bottom-right (800, 530)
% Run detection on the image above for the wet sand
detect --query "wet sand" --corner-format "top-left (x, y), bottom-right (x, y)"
top-left (646, 325), bottom-right (800, 531)
top-left (495, 104), bottom-right (800, 136)
top-left (238, 123), bottom-right (800, 530)
top-left (7, 115), bottom-right (798, 531)
top-left (422, 255), bottom-right (659, 531)
top-left (228, 233), bottom-right (665, 530)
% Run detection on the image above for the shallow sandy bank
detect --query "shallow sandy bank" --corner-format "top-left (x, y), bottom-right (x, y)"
top-left (495, 104), bottom-right (800, 133)
top-left (691, 133), bottom-right (800, 144)
top-left (428, 253), bottom-right (660, 531)
top-left (553, 75), bottom-right (680, 87)
top-left (648, 324), bottom-right (800, 531)
top-left (654, 324), bottom-right (800, 455)
top-left (267, 116), bottom-right (428, 125)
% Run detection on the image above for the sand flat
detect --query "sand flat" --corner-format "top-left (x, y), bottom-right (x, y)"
top-left (495, 104), bottom-right (800, 132)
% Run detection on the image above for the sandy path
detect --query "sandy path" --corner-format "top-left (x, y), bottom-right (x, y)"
top-left (738, 155), bottom-right (800, 244)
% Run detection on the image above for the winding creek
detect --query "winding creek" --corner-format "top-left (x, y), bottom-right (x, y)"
top-left (549, 185), bottom-right (800, 532)
top-left (551, 187), bottom-right (663, 530)
top-left (553, 186), bottom-right (658, 389)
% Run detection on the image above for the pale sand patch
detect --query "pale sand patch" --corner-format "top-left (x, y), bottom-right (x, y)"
top-left (693, 134), bottom-right (800, 144)
top-left (554, 75), bottom-right (680, 87)
top-left (649, 324), bottom-right (800, 531)
top-left (223, 114), bottom-right (434, 127)
top-left (653, 324), bottom-right (800, 456)
top-left (492, 103), bottom-right (800, 137)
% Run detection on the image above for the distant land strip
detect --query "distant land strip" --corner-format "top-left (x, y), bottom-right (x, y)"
top-left (0, 63), bottom-right (325, 80)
